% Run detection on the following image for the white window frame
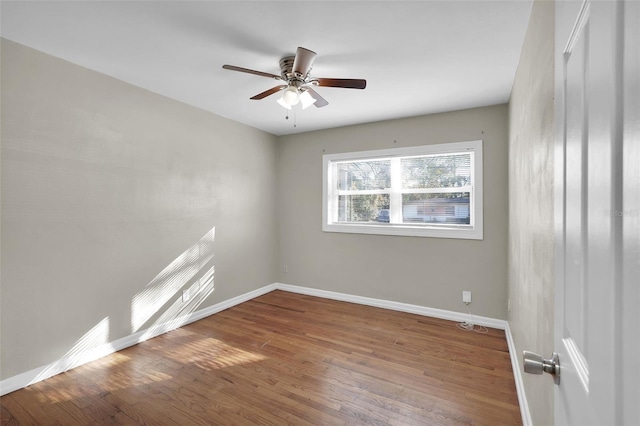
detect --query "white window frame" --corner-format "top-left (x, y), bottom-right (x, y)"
top-left (322, 140), bottom-right (483, 240)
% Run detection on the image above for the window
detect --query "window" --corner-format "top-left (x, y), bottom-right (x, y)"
top-left (322, 140), bottom-right (483, 239)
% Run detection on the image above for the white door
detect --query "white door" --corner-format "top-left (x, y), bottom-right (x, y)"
top-left (553, 0), bottom-right (640, 424)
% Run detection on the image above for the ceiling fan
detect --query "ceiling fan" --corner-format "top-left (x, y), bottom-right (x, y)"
top-left (222, 47), bottom-right (366, 110)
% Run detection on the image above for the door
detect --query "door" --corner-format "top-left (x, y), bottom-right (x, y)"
top-left (554, 0), bottom-right (639, 424)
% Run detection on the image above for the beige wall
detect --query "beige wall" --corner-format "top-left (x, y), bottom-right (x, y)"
top-left (277, 105), bottom-right (509, 319)
top-left (508, 0), bottom-right (555, 424)
top-left (0, 39), bottom-right (279, 379)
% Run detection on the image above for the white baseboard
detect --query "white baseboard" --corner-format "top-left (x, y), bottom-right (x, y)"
top-left (273, 282), bottom-right (507, 330)
top-left (1, 280), bottom-right (530, 426)
top-left (505, 322), bottom-right (533, 426)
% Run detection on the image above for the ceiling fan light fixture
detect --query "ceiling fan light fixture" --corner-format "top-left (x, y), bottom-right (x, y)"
top-left (281, 86), bottom-right (300, 106)
top-left (277, 97), bottom-right (292, 110)
top-left (300, 90), bottom-right (317, 109)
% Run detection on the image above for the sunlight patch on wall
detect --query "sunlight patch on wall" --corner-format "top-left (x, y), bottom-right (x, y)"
top-left (131, 227), bottom-right (215, 332)
top-left (138, 266), bottom-right (215, 342)
top-left (30, 317), bottom-right (111, 385)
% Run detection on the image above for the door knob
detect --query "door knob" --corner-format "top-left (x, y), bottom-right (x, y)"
top-left (523, 351), bottom-right (560, 384)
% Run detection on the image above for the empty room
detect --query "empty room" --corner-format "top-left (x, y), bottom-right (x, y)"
top-left (1, 1), bottom-right (638, 425)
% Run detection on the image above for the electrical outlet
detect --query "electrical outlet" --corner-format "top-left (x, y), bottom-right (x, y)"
top-left (462, 291), bottom-right (472, 304)
top-left (283, 265), bottom-right (288, 273)
top-left (182, 289), bottom-right (190, 303)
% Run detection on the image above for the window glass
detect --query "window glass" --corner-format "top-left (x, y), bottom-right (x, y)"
top-left (401, 193), bottom-right (471, 225)
top-left (401, 154), bottom-right (471, 189)
top-left (337, 160), bottom-right (390, 191)
top-left (337, 194), bottom-right (390, 222)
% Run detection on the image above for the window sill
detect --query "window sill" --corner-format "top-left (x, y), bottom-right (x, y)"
top-left (322, 222), bottom-right (483, 240)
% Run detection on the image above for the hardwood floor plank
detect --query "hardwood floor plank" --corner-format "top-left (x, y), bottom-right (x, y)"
top-left (2, 291), bottom-right (521, 425)
top-left (1, 394), bottom-right (40, 426)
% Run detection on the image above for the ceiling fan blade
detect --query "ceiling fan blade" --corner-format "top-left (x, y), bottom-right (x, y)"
top-left (222, 64), bottom-right (282, 80)
top-left (292, 47), bottom-right (317, 77)
top-left (315, 78), bottom-right (367, 89)
top-left (305, 88), bottom-right (329, 108)
top-left (250, 85), bottom-right (288, 100)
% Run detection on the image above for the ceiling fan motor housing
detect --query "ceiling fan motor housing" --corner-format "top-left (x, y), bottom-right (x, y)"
top-left (279, 56), bottom-right (302, 81)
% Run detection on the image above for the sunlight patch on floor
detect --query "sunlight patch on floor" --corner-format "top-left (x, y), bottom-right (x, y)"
top-left (160, 335), bottom-right (267, 371)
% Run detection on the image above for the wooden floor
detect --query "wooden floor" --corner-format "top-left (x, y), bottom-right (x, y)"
top-left (1, 291), bottom-right (521, 425)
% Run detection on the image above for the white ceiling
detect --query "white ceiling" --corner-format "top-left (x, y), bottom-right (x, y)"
top-left (1, 1), bottom-right (532, 136)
